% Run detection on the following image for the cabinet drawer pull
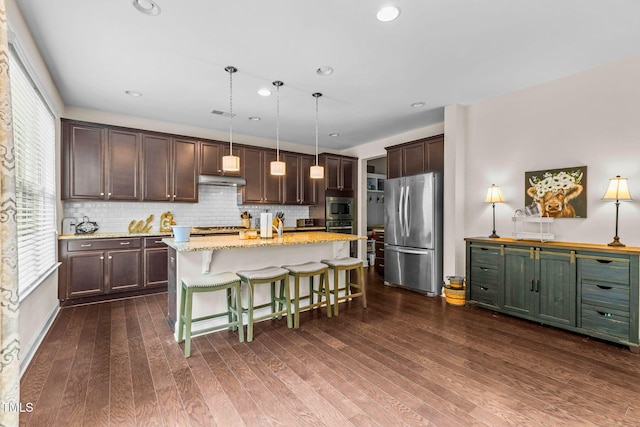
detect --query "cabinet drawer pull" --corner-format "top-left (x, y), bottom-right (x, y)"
top-left (596, 259), bottom-right (613, 264)
top-left (479, 267), bottom-right (488, 271)
top-left (379, 264), bottom-right (384, 267)
top-left (155, 240), bottom-right (163, 244)
top-left (530, 279), bottom-right (535, 292)
top-left (80, 244), bottom-right (92, 248)
top-left (596, 311), bottom-right (613, 318)
top-left (596, 285), bottom-right (613, 290)
top-left (480, 286), bottom-right (489, 291)
top-left (120, 242), bottom-right (131, 245)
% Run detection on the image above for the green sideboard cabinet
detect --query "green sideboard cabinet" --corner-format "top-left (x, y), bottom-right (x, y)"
top-left (465, 237), bottom-right (640, 352)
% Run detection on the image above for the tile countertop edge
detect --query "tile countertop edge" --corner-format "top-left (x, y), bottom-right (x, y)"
top-left (163, 232), bottom-right (366, 252)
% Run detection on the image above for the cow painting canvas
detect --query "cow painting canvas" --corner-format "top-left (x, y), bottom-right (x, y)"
top-left (525, 166), bottom-right (587, 218)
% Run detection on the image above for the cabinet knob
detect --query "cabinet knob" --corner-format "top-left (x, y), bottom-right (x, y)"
top-left (166, 194), bottom-right (170, 198)
top-left (100, 256), bottom-right (104, 260)
top-left (108, 256), bottom-right (113, 259)
top-left (100, 192), bottom-right (104, 196)
top-left (108, 192), bottom-right (112, 196)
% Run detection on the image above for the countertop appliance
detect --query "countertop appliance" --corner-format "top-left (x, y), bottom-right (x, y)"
top-left (384, 171), bottom-right (443, 296)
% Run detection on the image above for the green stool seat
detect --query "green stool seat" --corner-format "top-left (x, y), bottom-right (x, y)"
top-left (282, 262), bottom-right (331, 329)
top-left (177, 271), bottom-right (243, 358)
top-left (236, 266), bottom-right (292, 342)
top-left (321, 257), bottom-right (367, 316)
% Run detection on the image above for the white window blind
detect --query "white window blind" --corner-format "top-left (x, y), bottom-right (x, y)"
top-left (9, 45), bottom-right (57, 295)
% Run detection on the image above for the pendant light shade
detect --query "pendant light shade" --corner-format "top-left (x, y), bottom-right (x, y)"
top-left (310, 92), bottom-right (324, 179)
top-left (270, 80), bottom-right (286, 176)
top-left (222, 66), bottom-right (240, 172)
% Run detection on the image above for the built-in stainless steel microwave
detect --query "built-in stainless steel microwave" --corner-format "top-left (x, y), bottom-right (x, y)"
top-left (326, 196), bottom-right (354, 220)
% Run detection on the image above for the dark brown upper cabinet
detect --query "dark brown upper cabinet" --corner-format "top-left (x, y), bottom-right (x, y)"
top-left (282, 153), bottom-right (317, 205)
top-left (385, 134), bottom-right (444, 179)
top-left (200, 141), bottom-right (243, 177)
top-left (140, 134), bottom-right (198, 203)
top-left (321, 154), bottom-right (356, 192)
top-left (62, 120), bottom-right (140, 200)
top-left (241, 147), bottom-right (282, 204)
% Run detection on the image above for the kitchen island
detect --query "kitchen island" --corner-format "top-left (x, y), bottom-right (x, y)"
top-left (162, 231), bottom-right (364, 339)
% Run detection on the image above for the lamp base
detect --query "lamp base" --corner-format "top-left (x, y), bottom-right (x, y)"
top-left (608, 236), bottom-right (625, 247)
top-left (489, 232), bottom-right (500, 239)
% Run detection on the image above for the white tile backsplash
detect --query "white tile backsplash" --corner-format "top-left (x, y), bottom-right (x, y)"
top-left (63, 186), bottom-right (310, 233)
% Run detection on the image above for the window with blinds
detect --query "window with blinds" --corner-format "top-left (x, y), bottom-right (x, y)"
top-left (9, 46), bottom-right (57, 296)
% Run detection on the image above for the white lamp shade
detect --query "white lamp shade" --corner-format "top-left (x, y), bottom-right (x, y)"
top-left (310, 165), bottom-right (324, 179)
top-left (602, 176), bottom-right (632, 201)
top-left (485, 185), bottom-right (504, 203)
top-left (222, 154), bottom-right (240, 172)
top-left (270, 160), bottom-right (286, 176)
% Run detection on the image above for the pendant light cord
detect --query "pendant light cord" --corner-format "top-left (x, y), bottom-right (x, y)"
top-left (276, 82), bottom-right (280, 161)
top-left (313, 92), bottom-right (322, 165)
top-left (227, 66), bottom-right (235, 155)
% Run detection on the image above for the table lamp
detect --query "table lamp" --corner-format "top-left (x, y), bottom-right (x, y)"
top-left (485, 184), bottom-right (504, 238)
top-left (602, 175), bottom-right (632, 247)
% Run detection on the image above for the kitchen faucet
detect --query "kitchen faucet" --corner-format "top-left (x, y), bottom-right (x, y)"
top-left (272, 218), bottom-right (283, 238)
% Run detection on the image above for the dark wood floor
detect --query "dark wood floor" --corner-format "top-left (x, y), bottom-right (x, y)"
top-left (20, 267), bottom-right (640, 426)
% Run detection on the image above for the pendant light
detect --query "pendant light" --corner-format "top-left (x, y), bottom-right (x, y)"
top-left (310, 92), bottom-right (325, 179)
top-left (222, 66), bottom-right (240, 172)
top-left (270, 80), bottom-right (286, 176)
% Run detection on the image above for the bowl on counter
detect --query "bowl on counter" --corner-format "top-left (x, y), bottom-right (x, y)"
top-left (247, 230), bottom-right (258, 239)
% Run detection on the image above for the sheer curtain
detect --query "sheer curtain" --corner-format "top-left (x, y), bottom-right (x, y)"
top-left (0, 0), bottom-right (21, 425)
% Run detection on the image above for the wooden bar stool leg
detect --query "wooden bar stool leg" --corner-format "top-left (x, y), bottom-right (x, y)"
top-left (293, 275), bottom-right (301, 329)
top-left (178, 284), bottom-right (187, 344)
top-left (247, 281), bottom-right (255, 342)
top-left (359, 264), bottom-right (367, 308)
top-left (234, 282), bottom-right (245, 342)
top-left (184, 288), bottom-right (194, 358)
top-left (333, 267), bottom-right (340, 316)
top-left (283, 276), bottom-right (292, 329)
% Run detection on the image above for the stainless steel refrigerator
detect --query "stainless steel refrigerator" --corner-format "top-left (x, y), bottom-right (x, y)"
top-left (384, 172), bottom-right (443, 296)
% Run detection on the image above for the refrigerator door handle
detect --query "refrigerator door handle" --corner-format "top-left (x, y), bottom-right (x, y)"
top-left (398, 185), bottom-right (405, 237)
top-left (404, 185), bottom-right (410, 236)
top-left (385, 244), bottom-right (432, 255)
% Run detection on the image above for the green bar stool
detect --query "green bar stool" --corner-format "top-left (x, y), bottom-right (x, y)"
top-left (321, 257), bottom-right (367, 316)
top-left (177, 271), bottom-right (244, 358)
top-left (282, 262), bottom-right (331, 328)
top-left (236, 266), bottom-right (292, 342)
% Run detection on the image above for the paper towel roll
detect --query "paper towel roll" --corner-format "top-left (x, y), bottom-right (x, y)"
top-left (260, 212), bottom-right (273, 238)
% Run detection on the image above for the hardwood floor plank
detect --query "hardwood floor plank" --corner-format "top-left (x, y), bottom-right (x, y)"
top-left (20, 269), bottom-right (640, 426)
top-left (83, 303), bottom-right (112, 426)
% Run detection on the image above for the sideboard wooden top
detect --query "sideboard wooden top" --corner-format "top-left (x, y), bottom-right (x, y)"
top-left (465, 236), bottom-right (640, 256)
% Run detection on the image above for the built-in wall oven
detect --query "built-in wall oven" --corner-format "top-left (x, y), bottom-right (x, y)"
top-left (326, 196), bottom-right (356, 256)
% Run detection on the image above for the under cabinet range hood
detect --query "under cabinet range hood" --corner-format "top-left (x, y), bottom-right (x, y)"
top-left (198, 175), bottom-right (246, 187)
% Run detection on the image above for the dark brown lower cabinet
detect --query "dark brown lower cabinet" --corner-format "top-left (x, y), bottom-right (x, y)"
top-left (59, 236), bottom-right (167, 305)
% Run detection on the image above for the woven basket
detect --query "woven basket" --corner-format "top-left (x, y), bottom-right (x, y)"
top-left (444, 286), bottom-right (466, 306)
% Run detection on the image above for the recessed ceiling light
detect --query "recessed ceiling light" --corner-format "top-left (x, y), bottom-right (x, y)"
top-left (248, 116), bottom-right (261, 121)
top-left (132, 0), bottom-right (161, 16)
top-left (377, 6), bottom-right (400, 22)
top-left (125, 90), bottom-right (142, 97)
top-left (329, 133), bottom-right (340, 137)
top-left (316, 66), bottom-right (334, 76)
top-left (258, 88), bottom-right (272, 97)
top-left (411, 101), bottom-right (425, 108)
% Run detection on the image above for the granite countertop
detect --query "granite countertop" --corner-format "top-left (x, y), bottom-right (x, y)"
top-left (163, 231), bottom-right (365, 252)
top-left (58, 226), bottom-right (327, 240)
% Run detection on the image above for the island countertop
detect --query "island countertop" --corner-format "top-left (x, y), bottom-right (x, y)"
top-left (162, 231), bottom-right (364, 252)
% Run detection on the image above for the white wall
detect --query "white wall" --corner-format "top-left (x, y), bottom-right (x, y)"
top-left (446, 55), bottom-right (640, 276)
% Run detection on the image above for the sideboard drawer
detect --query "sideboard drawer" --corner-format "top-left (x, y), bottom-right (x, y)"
top-left (67, 238), bottom-right (141, 252)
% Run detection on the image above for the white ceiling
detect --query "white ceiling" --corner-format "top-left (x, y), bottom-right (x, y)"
top-left (14, 0), bottom-right (640, 150)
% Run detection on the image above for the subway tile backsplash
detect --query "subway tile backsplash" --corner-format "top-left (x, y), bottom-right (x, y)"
top-left (63, 186), bottom-right (310, 233)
